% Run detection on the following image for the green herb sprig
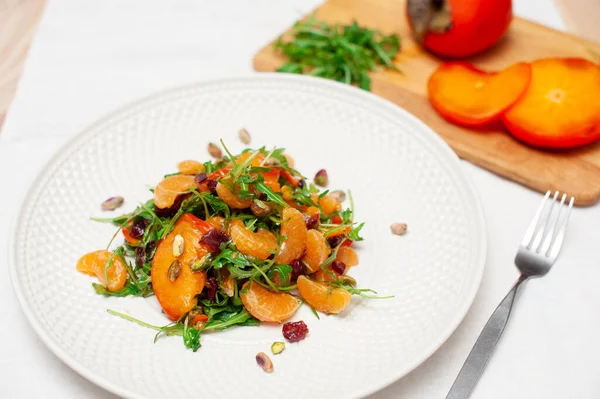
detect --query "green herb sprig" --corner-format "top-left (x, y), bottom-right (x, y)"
top-left (275, 15), bottom-right (401, 90)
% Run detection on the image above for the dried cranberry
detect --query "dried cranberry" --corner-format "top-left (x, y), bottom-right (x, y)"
top-left (195, 172), bottom-right (207, 184)
top-left (135, 246), bottom-right (145, 267)
top-left (206, 179), bottom-right (218, 195)
top-left (199, 228), bottom-right (230, 253)
top-left (282, 321), bottom-right (309, 342)
top-left (155, 194), bottom-right (187, 217)
top-left (327, 235), bottom-right (344, 249)
top-left (297, 179), bottom-right (306, 189)
top-left (331, 260), bottom-right (346, 275)
top-left (205, 277), bottom-right (218, 301)
top-left (290, 259), bottom-right (307, 281)
top-left (145, 240), bottom-right (157, 261)
top-left (305, 213), bottom-right (319, 230)
top-left (259, 193), bottom-right (268, 201)
top-left (130, 218), bottom-right (149, 239)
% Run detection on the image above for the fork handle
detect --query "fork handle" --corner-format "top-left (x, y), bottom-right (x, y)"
top-left (445, 275), bottom-right (529, 399)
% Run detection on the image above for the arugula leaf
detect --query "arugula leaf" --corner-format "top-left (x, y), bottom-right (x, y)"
top-left (255, 182), bottom-right (287, 206)
top-left (274, 16), bottom-right (401, 91)
top-left (183, 318), bottom-right (201, 352)
top-left (348, 222), bottom-right (365, 241)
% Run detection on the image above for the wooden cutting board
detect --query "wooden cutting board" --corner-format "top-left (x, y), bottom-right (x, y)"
top-left (253, 0), bottom-right (600, 206)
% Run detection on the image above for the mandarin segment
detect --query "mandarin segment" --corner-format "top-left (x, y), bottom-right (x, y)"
top-left (274, 207), bottom-right (308, 265)
top-left (76, 250), bottom-right (127, 292)
top-left (311, 194), bottom-right (342, 215)
top-left (215, 182), bottom-right (252, 209)
top-left (302, 230), bottom-right (331, 273)
top-left (297, 276), bottom-right (352, 314)
top-left (502, 58), bottom-right (600, 148)
top-left (229, 219), bottom-right (278, 260)
top-left (428, 62), bottom-right (532, 127)
top-left (154, 174), bottom-right (197, 209)
top-left (240, 281), bottom-right (300, 322)
top-left (152, 214), bottom-right (212, 320)
top-left (177, 160), bottom-right (205, 175)
top-left (336, 246), bottom-right (359, 267)
top-left (206, 215), bottom-right (226, 230)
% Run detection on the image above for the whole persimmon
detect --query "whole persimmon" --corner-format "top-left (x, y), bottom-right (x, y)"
top-left (407, 0), bottom-right (512, 58)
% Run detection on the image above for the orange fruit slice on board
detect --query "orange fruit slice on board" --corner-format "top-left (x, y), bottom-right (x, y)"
top-left (428, 62), bottom-right (532, 127)
top-left (297, 276), bottom-right (352, 314)
top-left (152, 214), bottom-right (212, 320)
top-left (76, 250), bottom-right (128, 292)
top-left (177, 160), bottom-right (205, 175)
top-left (302, 230), bottom-right (331, 273)
top-left (240, 281), bottom-right (300, 322)
top-left (502, 58), bottom-right (600, 148)
top-left (229, 219), bottom-right (277, 261)
top-left (154, 175), bottom-right (197, 209)
top-left (336, 246), bottom-right (359, 267)
top-left (274, 207), bottom-right (308, 265)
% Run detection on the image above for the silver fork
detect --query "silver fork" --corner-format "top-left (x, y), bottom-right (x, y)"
top-left (446, 190), bottom-right (574, 399)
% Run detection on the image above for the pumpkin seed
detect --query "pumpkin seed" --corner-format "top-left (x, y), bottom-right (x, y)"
top-left (329, 190), bottom-right (346, 203)
top-left (238, 128), bottom-right (251, 144)
top-left (191, 253), bottom-right (211, 271)
top-left (172, 234), bottom-right (184, 257)
top-left (390, 222), bottom-right (408, 236)
top-left (207, 142), bottom-right (222, 158)
top-left (314, 169), bottom-right (328, 187)
top-left (101, 196), bottom-right (124, 211)
top-left (167, 260), bottom-right (182, 282)
top-left (255, 352), bottom-right (274, 373)
top-left (270, 342), bottom-right (285, 355)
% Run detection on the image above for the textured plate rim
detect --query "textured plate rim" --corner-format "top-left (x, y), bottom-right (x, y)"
top-left (8, 73), bottom-right (487, 399)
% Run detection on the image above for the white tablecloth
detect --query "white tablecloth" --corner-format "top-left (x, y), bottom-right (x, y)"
top-left (1, 1), bottom-right (598, 398)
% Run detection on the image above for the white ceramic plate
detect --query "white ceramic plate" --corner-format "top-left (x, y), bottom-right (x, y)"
top-left (9, 74), bottom-right (486, 399)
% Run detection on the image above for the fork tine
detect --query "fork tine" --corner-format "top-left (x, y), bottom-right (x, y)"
top-left (521, 190), bottom-right (551, 248)
top-left (547, 196), bottom-right (574, 259)
top-left (531, 191), bottom-right (559, 251)
top-left (538, 192), bottom-right (567, 254)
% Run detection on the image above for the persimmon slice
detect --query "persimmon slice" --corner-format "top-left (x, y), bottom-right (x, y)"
top-left (152, 214), bottom-right (212, 320)
top-left (428, 62), bottom-right (532, 127)
top-left (240, 281), bottom-right (300, 322)
top-left (502, 58), bottom-right (600, 148)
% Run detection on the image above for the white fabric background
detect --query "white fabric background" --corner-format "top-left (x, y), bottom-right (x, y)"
top-left (1, 1), bottom-right (598, 398)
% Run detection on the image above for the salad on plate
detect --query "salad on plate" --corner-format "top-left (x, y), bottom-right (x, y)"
top-left (77, 137), bottom-right (378, 352)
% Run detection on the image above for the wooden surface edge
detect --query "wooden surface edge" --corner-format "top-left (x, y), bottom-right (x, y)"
top-left (0, 0), bottom-right (46, 134)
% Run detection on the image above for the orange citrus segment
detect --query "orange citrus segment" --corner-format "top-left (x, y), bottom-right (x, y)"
top-left (215, 183), bottom-right (252, 209)
top-left (206, 215), bottom-right (226, 230)
top-left (240, 281), bottom-right (300, 322)
top-left (154, 175), bottom-right (197, 209)
top-left (297, 276), bottom-right (351, 314)
top-left (428, 62), bottom-right (532, 127)
top-left (76, 250), bottom-right (127, 292)
top-left (336, 246), bottom-right (359, 267)
top-left (274, 207), bottom-right (307, 265)
top-left (151, 214), bottom-right (211, 320)
top-left (310, 194), bottom-right (342, 215)
top-left (502, 58), bottom-right (600, 148)
top-left (229, 219), bottom-right (278, 261)
top-left (177, 160), bottom-right (205, 175)
top-left (302, 230), bottom-right (331, 273)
